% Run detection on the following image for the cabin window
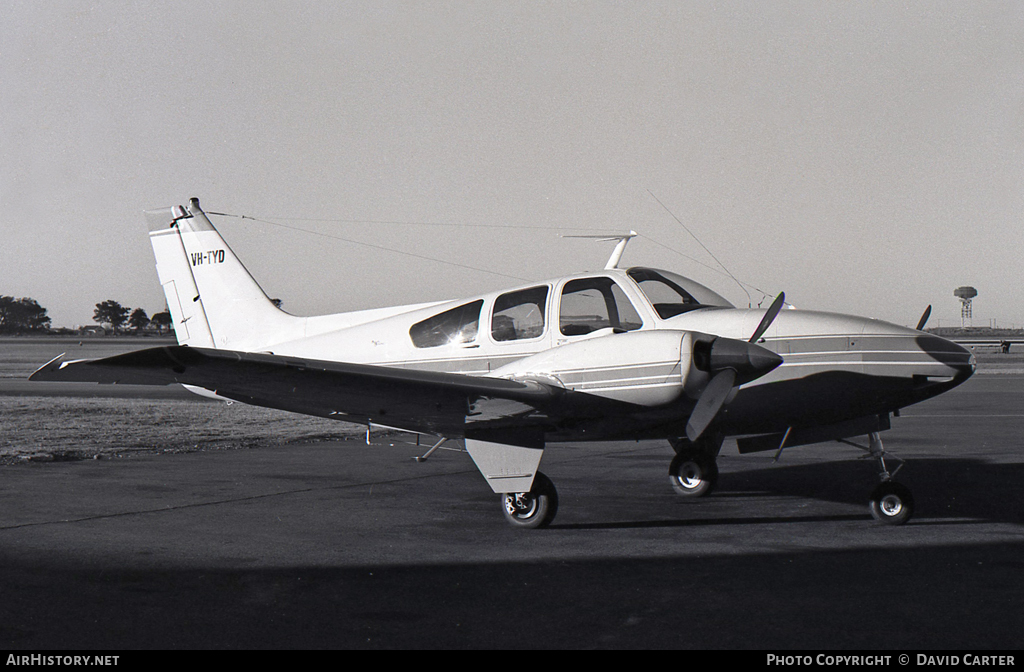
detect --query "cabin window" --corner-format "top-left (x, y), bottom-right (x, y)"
top-left (627, 268), bottom-right (704, 319)
top-left (559, 277), bottom-right (643, 336)
top-left (491, 286), bottom-right (549, 342)
top-left (409, 300), bottom-right (483, 348)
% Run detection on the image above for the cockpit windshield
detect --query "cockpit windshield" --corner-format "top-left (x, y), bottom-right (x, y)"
top-left (626, 267), bottom-right (733, 319)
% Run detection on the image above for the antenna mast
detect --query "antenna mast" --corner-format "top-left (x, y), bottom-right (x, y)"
top-left (563, 231), bottom-right (638, 269)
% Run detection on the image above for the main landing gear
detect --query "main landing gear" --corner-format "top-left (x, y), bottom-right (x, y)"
top-left (463, 437), bottom-right (557, 529)
top-left (501, 472), bottom-right (559, 529)
top-left (667, 435), bottom-right (722, 498)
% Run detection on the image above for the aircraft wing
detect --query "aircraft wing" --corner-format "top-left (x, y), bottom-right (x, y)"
top-left (30, 346), bottom-right (561, 436)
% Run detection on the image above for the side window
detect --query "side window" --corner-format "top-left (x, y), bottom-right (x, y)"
top-left (409, 300), bottom-right (483, 348)
top-left (491, 286), bottom-right (549, 342)
top-left (560, 277), bottom-right (643, 336)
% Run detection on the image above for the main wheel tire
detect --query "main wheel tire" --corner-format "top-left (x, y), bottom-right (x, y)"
top-left (501, 472), bottom-right (558, 529)
top-left (869, 481), bottom-right (914, 525)
top-left (668, 452), bottom-right (719, 498)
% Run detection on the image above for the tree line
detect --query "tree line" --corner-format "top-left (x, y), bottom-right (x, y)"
top-left (0, 295), bottom-right (171, 334)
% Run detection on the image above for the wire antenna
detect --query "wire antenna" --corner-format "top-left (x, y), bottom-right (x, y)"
top-left (207, 211), bottom-right (529, 282)
top-left (646, 190), bottom-right (753, 308)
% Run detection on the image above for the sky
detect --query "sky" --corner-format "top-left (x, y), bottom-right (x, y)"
top-left (2, 1), bottom-right (1022, 330)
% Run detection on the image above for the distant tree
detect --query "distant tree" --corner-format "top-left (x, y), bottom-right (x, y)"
top-left (128, 307), bottom-right (150, 332)
top-left (93, 300), bottom-right (130, 333)
top-left (151, 311), bottom-right (172, 334)
top-left (0, 296), bottom-right (51, 333)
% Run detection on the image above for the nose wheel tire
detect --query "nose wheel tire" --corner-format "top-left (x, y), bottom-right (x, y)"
top-left (669, 452), bottom-right (719, 498)
top-left (501, 472), bottom-right (558, 529)
top-left (869, 481), bottom-right (914, 525)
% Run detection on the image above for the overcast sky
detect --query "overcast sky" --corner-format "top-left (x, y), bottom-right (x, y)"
top-left (2, 1), bottom-right (1022, 329)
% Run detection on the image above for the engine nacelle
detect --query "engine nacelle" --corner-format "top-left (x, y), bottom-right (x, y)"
top-left (492, 330), bottom-right (698, 407)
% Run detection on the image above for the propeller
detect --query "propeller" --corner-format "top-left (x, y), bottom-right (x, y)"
top-left (684, 367), bottom-right (737, 442)
top-left (749, 292), bottom-right (786, 344)
top-left (685, 293), bottom-right (786, 442)
top-left (916, 305), bottom-right (932, 331)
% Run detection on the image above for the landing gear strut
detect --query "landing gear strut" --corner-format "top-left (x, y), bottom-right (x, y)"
top-left (841, 432), bottom-right (914, 525)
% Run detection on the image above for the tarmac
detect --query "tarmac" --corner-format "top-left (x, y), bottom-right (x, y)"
top-left (1, 374), bottom-right (1022, 649)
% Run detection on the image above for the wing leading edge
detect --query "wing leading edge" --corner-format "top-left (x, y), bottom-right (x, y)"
top-left (30, 346), bottom-right (562, 436)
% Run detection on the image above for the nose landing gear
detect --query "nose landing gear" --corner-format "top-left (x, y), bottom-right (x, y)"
top-left (841, 432), bottom-right (914, 525)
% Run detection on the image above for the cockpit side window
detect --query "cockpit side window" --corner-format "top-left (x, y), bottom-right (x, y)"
top-left (409, 300), bottom-right (483, 348)
top-left (559, 277), bottom-right (643, 336)
top-left (627, 268), bottom-right (704, 319)
top-left (491, 286), bottom-right (549, 342)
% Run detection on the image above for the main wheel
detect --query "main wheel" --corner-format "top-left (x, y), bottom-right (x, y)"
top-left (869, 481), bottom-right (914, 525)
top-left (501, 472), bottom-right (558, 529)
top-left (668, 452), bottom-right (718, 498)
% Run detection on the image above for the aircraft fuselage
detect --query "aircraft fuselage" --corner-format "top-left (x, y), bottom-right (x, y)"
top-left (255, 267), bottom-right (975, 444)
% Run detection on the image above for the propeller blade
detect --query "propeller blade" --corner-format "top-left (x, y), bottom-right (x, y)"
top-left (685, 368), bottom-right (736, 442)
top-left (749, 292), bottom-right (785, 344)
top-left (916, 305), bottom-right (932, 331)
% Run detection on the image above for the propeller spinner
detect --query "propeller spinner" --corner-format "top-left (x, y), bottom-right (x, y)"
top-left (685, 293), bottom-right (785, 441)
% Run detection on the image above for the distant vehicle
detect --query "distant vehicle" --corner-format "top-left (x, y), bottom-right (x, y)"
top-left (33, 198), bottom-right (974, 527)
top-left (950, 337), bottom-right (1024, 354)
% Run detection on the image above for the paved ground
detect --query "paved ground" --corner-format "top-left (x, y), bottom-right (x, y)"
top-left (0, 375), bottom-right (1022, 649)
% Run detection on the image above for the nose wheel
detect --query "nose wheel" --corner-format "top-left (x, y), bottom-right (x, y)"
top-left (869, 481), bottom-right (914, 525)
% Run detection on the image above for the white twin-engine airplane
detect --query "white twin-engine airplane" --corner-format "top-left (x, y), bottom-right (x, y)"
top-left (33, 198), bottom-right (975, 528)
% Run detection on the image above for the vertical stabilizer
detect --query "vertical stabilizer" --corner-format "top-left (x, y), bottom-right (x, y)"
top-left (145, 198), bottom-right (304, 350)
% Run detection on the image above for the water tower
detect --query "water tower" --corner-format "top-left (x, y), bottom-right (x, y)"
top-left (954, 286), bottom-right (977, 328)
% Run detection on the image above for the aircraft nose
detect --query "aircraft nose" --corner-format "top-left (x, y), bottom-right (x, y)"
top-left (916, 334), bottom-right (976, 380)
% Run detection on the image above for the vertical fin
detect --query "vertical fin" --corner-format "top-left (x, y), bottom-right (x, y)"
top-left (144, 198), bottom-right (304, 350)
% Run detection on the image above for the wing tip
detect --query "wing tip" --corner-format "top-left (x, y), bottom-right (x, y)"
top-left (28, 353), bottom-right (66, 381)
